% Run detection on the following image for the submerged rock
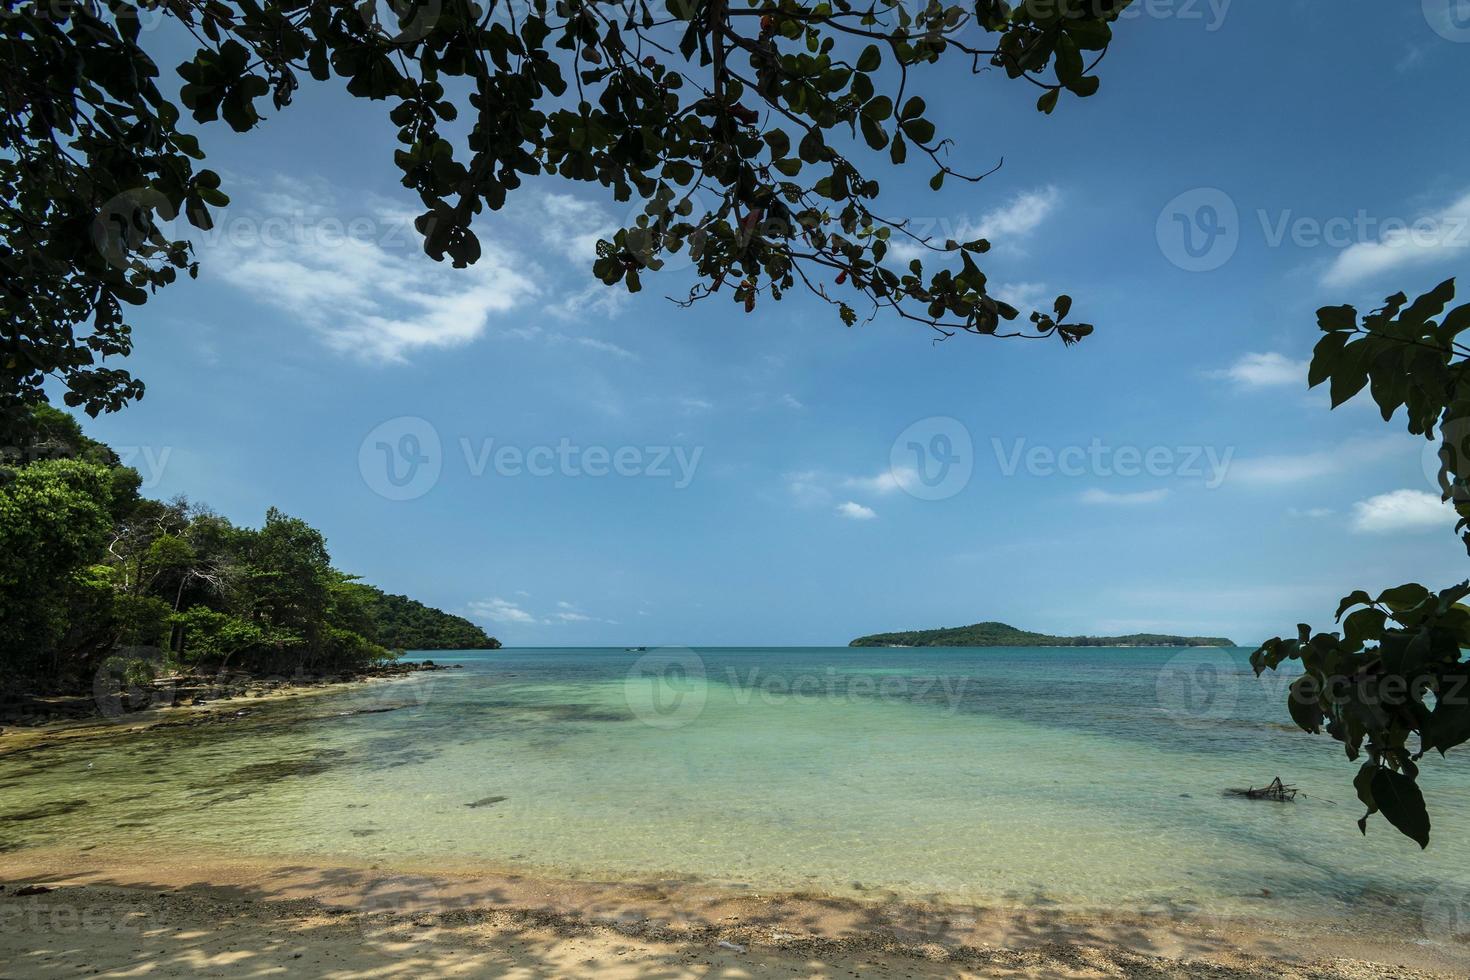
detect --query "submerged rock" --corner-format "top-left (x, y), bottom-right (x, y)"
top-left (3, 798), bottom-right (88, 822)
top-left (466, 795), bottom-right (507, 808)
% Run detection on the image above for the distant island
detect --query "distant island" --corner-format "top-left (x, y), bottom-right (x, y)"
top-left (849, 621), bottom-right (1235, 648)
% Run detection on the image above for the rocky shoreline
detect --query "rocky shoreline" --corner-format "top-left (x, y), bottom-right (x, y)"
top-left (0, 659), bottom-right (461, 733)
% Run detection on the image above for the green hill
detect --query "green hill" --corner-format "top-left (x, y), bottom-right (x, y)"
top-left (361, 588), bottom-right (501, 651)
top-left (849, 621), bottom-right (1234, 648)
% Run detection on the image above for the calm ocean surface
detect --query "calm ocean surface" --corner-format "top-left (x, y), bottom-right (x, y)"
top-left (4, 646), bottom-right (1469, 923)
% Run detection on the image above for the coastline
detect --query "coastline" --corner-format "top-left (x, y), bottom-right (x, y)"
top-left (0, 663), bottom-right (456, 759)
top-left (0, 846), bottom-right (1464, 978)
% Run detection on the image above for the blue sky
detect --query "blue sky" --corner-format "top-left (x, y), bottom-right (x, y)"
top-left (76, 1), bottom-right (1470, 645)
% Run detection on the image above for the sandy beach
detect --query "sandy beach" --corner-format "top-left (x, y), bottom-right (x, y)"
top-left (1, 847), bottom-right (1465, 978)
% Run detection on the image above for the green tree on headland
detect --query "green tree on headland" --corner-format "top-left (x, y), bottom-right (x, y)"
top-left (0, 458), bottom-right (117, 675)
top-left (1253, 278), bottom-right (1470, 848)
top-left (357, 586), bottom-right (506, 651)
top-left (0, 0), bottom-right (1122, 440)
top-left (0, 410), bottom-right (498, 699)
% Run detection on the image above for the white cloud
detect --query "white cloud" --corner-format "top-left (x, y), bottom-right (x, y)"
top-left (501, 323), bottom-right (638, 360)
top-left (1288, 506), bottom-right (1335, 519)
top-left (679, 397), bottom-right (714, 413)
top-left (1350, 490), bottom-right (1452, 534)
top-left (547, 280), bottom-right (632, 322)
top-left (1322, 190), bottom-right (1470, 287)
top-left (468, 597), bottom-right (537, 625)
top-left (794, 465), bottom-right (920, 509)
top-left (748, 391), bottom-right (805, 411)
top-left (975, 187), bottom-right (1061, 240)
top-left (471, 596), bottom-right (620, 626)
top-left (1396, 44), bottom-right (1427, 73)
top-left (842, 466), bottom-right (916, 496)
top-left (534, 192), bottom-right (614, 263)
top-left (214, 223), bottom-right (537, 363)
top-left (208, 182), bottom-right (640, 363)
top-left (204, 183), bottom-right (539, 363)
top-left (1211, 352), bottom-right (1307, 389)
top-left (836, 501), bottom-right (878, 520)
top-left (1079, 488), bottom-right (1171, 506)
top-left (553, 600), bottom-right (619, 625)
top-left (786, 470), bottom-right (832, 508)
top-left (885, 186), bottom-right (1060, 265)
top-left (992, 281), bottom-right (1049, 311)
top-left (1226, 436), bottom-right (1405, 487)
top-left (572, 336), bottom-right (637, 359)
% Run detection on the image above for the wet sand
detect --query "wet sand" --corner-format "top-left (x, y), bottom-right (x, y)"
top-left (1, 847), bottom-right (1464, 978)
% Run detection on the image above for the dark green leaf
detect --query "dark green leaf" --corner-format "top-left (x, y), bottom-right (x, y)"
top-left (1370, 767), bottom-right (1431, 848)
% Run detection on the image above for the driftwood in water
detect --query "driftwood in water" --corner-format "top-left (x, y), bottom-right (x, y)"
top-left (1225, 777), bottom-right (1298, 802)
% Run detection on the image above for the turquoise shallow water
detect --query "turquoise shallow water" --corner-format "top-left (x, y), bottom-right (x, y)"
top-left (3, 647), bottom-right (1468, 924)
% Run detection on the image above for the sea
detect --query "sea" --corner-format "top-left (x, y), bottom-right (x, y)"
top-left (4, 646), bottom-right (1469, 928)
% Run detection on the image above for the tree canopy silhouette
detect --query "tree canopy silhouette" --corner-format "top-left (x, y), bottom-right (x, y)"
top-left (1, 0), bottom-right (1124, 440)
top-left (1254, 278), bottom-right (1470, 848)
